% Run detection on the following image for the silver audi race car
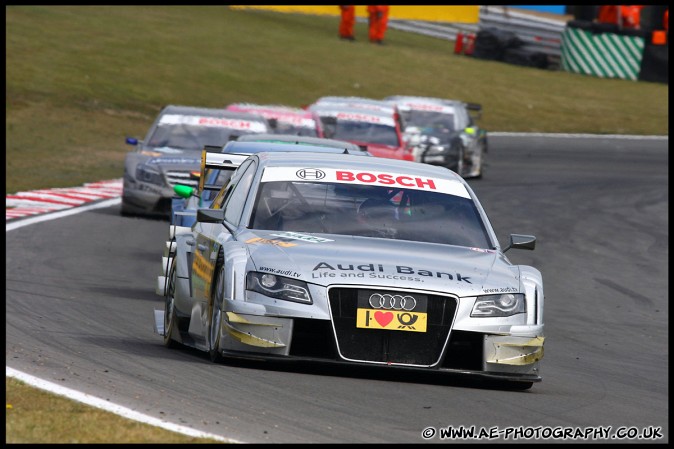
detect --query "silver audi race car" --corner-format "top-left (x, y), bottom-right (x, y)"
top-left (154, 152), bottom-right (544, 389)
top-left (121, 105), bottom-right (270, 217)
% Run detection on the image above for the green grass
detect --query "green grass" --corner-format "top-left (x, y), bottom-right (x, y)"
top-left (3, 5), bottom-right (669, 442)
top-left (5, 6), bottom-right (668, 194)
top-left (5, 377), bottom-right (221, 443)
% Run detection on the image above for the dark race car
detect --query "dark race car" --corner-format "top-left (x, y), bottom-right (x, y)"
top-left (384, 95), bottom-right (488, 178)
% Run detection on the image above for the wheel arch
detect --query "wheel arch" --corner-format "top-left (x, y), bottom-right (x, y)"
top-left (519, 265), bottom-right (544, 326)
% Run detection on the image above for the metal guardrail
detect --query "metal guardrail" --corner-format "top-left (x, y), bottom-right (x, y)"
top-left (385, 6), bottom-right (566, 69)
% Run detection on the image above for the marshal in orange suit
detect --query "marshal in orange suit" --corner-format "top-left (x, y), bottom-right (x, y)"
top-left (367, 5), bottom-right (389, 44)
top-left (339, 5), bottom-right (356, 41)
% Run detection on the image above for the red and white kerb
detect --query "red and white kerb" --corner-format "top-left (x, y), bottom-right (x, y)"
top-left (261, 167), bottom-right (470, 198)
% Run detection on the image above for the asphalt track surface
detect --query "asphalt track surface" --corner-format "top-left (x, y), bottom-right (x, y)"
top-left (6, 135), bottom-right (668, 443)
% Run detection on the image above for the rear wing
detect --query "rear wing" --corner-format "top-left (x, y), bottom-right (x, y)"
top-left (198, 145), bottom-right (250, 194)
top-left (465, 102), bottom-right (482, 120)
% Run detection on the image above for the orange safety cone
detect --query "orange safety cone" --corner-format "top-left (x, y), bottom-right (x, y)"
top-left (454, 31), bottom-right (464, 54)
top-left (652, 30), bottom-right (667, 45)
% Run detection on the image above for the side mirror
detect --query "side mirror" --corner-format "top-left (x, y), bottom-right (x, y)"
top-left (125, 137), bottom-right (138, 146)
top-left (196, 208), bottom-right (225, 223)
top-left (174, 184), bottom-right (194, 199)
top-left (503, 234), bottom-right (536, 252)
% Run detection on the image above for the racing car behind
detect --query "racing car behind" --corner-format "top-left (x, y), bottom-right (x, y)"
top-left (121, 105), bottom-right (270, 217)
top-left (384, 95), bottom-right (487, 178)
top-left (169, 135), bottom-right (371, 228)
top-left (226, 103), bottom-right (324, 137)
top-left (307, 98), bottom-right (413, 162)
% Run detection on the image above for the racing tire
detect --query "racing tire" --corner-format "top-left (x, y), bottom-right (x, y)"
top-left (120, 196), bottom-right (141, 217)
top-left (120, 199), bottom-right (134, 217)
top-left (208, 252), bottom-right (225, 363)
top-left (453, 146), bottom-right (465, 177)
top-left (473, 146), bottom-right (484, 179)
top-left (163, 258), bottom-right (181, 348)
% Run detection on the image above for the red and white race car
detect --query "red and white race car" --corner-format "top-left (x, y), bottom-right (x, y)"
top-left (226, 103), bottom-right (323, 137)
top-left (307, 96), bottom-right (413, 161)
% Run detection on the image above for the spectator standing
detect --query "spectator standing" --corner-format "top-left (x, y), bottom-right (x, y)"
top-left (597, 5), bottom-right (644, 29)
top-left (622, 5), bottom-right (644, 29)
top-left (339, 5), bottom-right (356, 41)
top-left (367, 5), bottom-right (389, 44)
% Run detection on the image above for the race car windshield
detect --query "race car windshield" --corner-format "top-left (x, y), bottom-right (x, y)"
top-left (147, 124), bottom-right (254, 150)
top-left (274, 122), bottom-right (319, 137)
top-left (249, 180), bottom-right (491, 248)
top-left (329, 120), bottom-right (400, 147)
top-left (402, 110), bottom-right (455, 134)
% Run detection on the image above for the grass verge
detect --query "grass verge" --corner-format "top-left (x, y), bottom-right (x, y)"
top-left (6, 6), bottom-right (668, 194)
top-left (5, 377), bottom-right (222, 443)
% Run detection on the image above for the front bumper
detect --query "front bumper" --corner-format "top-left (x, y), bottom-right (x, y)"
top-left (155, 304), bottom-right (543, 386)
top-left (216, 346), bottom-right (543, 386)
top-left (216, 300), bottom-right (544, 381)
top-left (122, 178), bottom-right (174, 216)
top-left (420, 147), bottom-right (459, 167)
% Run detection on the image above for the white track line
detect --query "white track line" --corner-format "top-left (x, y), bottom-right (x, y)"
top-left (6, 367), bottom-right (240, 443)
top-left (489, 132), bottom-right (667, 139)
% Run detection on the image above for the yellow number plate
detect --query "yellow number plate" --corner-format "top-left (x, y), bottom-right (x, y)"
top-left (356, 308), bottom-right (427, 333)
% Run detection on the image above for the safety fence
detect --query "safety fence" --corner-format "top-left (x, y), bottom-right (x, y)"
top-left (560, 26), bottom-right (645, 80)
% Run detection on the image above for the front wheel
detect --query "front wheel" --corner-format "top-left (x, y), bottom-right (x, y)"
top-left (449, 146), bottom-right (465, 177)
top-left (163, 258), bottom-right (180, 348)
top-left (473, 145), bottom-right (485, 179)
top-left (120, 198), bottom-right (135, 217)
top-left (208, 255), bottom-right (225, 363)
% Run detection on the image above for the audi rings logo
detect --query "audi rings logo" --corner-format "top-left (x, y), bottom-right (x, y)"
top-left (296, 168), bottom-right (326, 180)
top-left (369, 293), bottom-right (417, 311)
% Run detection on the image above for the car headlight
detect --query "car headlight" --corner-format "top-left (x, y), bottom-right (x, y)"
top-left (471, 293), bottom-right (525, 317)
top-left (136, 164), bottom-right (164, 185)
top-left (246, 272), bottom-right (312, 304)
top-left (428, 144), bottom-right (447, 153)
